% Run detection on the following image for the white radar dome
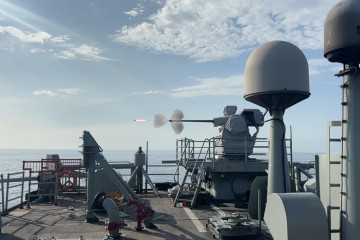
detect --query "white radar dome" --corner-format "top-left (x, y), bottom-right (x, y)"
top-left (324, 0), bottom-right (360, 63)
top-left (244, 41), bottom-right (310, 110)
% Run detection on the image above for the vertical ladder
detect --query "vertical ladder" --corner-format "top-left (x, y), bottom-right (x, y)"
top-left (327, 121), bottom-right (342, 240)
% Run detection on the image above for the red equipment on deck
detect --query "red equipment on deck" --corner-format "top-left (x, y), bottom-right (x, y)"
top-left (23, 158), bottom-right (83, 191)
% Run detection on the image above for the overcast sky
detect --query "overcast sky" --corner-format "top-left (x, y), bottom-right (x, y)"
top-left (0, 0), bottom-right (343, 154)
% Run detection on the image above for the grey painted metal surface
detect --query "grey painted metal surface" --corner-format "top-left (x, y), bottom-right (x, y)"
top-left (264, 193), bottom-right (328, 240)
top-left (244, 40), bottom-right (309, 196)
top-left (83, 131), bottom-right (142, 223)
top-left (324, 0), bottom-right (360, 63)
top-left (244, 40), bottom-right (310, 110)
top-left (268, 110), bottom-right (290, 194)
top-left (82, 131), bottom-right (101, 222)
top-left (207, 213), bottom-right (258, 239)
top-left (128, 166), bottom-right (160, 198)
top-left (324, 1), bottom-right (360, 239)
top-left (316, 153), bottom-right (341, 240)
top-left (102, 197), bottom-right (121, 238)
top-left (134, 147), bottom-right (145, 167)
top-left (339, 65), bottom-right (360, 240)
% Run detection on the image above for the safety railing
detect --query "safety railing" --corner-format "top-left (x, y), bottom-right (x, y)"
top-left (176, 137), bottom-right (271, 169)
top-left (23, 160), bottom-right (60, 173)
top-left (0, 172), bottom-right (34, 215)
top-left (22, 159), bottom-right (82, 173)
top-left (22, 158), bottom-right (83, 208)
top-left (1, 174), bottom-right (4, 215)
top-left (26, 172), bottom-right (59, 208)
top-left (57, 159), bottom-right (82, 169)
top-left (5, 172), bottom-right (25, 213)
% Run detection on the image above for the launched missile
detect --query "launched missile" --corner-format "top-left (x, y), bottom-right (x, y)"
top-left (134, 119), bottom-right (147, 122)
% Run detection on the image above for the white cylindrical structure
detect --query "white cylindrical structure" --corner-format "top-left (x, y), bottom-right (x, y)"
top-left (341, 64), bottom-right (360, 240)
top-left (244, 40), bottom-right (309, 195)
top-left (268, 110), bottom-right (291, 194)
top-left (102, 197), bottom-right (121, 238)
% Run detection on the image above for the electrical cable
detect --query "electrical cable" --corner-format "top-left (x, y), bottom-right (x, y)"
top-left (261, 110), bottom-right (268, 125)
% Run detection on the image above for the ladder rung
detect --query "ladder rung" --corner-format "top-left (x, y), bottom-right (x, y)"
top-left (329, 138), bottom-right (341, 142)
top-left (330, 184), bottom-right (341, 187)
top-left (176, 198), bottom-right (192, 203)
top-left (329, 206), bottom-right (340, 210)
top-left (330, 229), bottom-right (341, 233)
top-left (330, 161), bottom-right (341, 164)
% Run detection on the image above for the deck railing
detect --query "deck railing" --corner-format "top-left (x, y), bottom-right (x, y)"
top-left (175, 137), bottom-right (271, 167)
top-left (0, 172), bottom-right (36, 215)
top-left (22, 159), bottom-right (82, 173)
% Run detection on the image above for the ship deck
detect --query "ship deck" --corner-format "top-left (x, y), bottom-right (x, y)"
top-left (1, 191), bottom-right (273, 240)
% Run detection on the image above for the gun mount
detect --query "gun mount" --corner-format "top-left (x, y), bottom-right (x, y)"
top-left (172, 106), bottom-right (268, 203)
top-left (171, 106), bottom-right (264, 159)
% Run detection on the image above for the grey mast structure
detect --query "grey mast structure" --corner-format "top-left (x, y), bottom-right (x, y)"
top-left (324, 1), bottom-right (360, 239)
top-left (244, 40), bottom-right (328, 240)
top-left (244, 41), bottom-right (310, 194)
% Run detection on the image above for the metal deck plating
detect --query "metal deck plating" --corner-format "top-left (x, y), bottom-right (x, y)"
top-left (1, 191), bottom-right (272, 240)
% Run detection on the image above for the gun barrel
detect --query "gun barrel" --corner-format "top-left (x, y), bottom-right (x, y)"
top-left (169, 120), bottom-right (214, 123)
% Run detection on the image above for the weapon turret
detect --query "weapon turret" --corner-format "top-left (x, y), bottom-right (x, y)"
top-left (169, 106), bottom-right (263, 159)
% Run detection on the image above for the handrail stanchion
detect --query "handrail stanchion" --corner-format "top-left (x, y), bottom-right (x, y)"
top-left (1, 174), bottom-right (4, 215)
top-left (54, 173), bottom-right (58, 206)
top-left (245, 137), bottom-right (248, 169)
top-left (5, 173), bottom-right (9, 215)
top-left (20, 171), bottom-right (24, 209)
top-left (213, 138), bottom-right (216, 169)
top-left (176, 140), bottom-right (179, 184)
top-left (145, 141), bottom-right (149, 193)
top-left (258, 189), bottom-right (262, 233)
top-left (27, 172), bottom-right (31, 209)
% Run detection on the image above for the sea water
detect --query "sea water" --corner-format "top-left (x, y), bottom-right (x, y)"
top-left (0, 149), bottom-right (319, 209)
